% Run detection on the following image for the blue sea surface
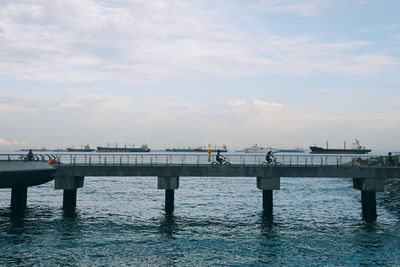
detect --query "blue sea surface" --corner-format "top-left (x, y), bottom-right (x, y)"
top-left (1, 177), bottom-right (400, 266)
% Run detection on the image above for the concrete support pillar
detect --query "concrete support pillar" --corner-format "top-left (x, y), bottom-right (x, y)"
top-left (361, 191), bottom-right (376, 222)
top-left (11, 186), bottom-right (28, 212)
top-left (353, 178), bottom-right (385, 222)
top-left (55, 176), bottom-right (84, 210)
top-left (63, 189), bottom-right (77, 210)
top-left (262, 190), bottom-right (273, 216)
top-left (158, 176), bottom-right (179, 214)
top-left (257, 177), bottom-right (280, 217)
top-left (165, 189), bottom-right (175, 213)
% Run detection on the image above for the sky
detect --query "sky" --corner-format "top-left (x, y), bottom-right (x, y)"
top-left (0, 0), bottom-right (399, 152)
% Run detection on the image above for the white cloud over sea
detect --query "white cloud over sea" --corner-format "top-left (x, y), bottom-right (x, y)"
top-left (0, 0), bottom-right (399, 151)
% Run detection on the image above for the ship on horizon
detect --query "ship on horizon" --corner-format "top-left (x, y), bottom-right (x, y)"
top-left (165, 144), bottom-right (227, 153)
top-left (309, 139), bottom-right (371, 154)
top-left (276, 147), bottom-right (304, 153)
top-left (67, 144), bottom-right (95, 152)
top-left (243, 144), bottom-right (275, 153)
top-left (97, 143), bottom-right (150, 152)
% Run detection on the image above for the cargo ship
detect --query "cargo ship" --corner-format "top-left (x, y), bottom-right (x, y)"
top-left (97, 144), bottom-right (150, 152)
top-left (166, 145), bottom-right (227, 153)
top-left (67, 144), bottom-right (95, 152)
top-left (309, 139), bottom-right (371, 154)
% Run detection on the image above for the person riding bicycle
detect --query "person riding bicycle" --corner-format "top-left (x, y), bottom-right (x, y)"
top-left (216, 149), bottom-right (224, 164)
top-left (266, 150), bottom-right (274, 164)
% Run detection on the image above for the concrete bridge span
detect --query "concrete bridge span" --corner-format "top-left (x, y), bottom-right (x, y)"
top-left (52, 164), bottom-right (400, 222)
top-left (1, 152), bottom-right (399, 222)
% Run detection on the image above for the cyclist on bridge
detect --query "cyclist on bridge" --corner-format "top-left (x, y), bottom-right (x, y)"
top-left (266, 150), bottom-right (275, 164)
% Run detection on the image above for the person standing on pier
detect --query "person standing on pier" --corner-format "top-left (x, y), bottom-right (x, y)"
top-left (388, 152), bottom-right (395, 166)
top-left (27, 149), bottom-right (34, 161)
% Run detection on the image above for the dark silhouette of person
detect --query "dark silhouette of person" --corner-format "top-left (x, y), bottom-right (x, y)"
top-left (388, 152), bottom-right (395, 166)
top-left (216, 149), bottom-right (224, 164)
top-left (27, 149), bottom-right (34, 161)
top-left (266, 150), bottom-right (273, 164)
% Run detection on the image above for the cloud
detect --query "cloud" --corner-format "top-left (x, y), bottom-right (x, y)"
top-left (0, 1), bottom-right (396, 84)
top-left (253, 100), bottom-right (284, 109)
top-left (257, 0), bottom-right (336, 16)
top-left (0, 138), bottom-right (26, 146)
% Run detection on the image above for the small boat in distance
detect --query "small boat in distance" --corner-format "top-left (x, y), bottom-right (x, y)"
top-left (243, 144), bottom-right (275, 153)
top-left (309, 139), bottom-right (371, 154)
top-left (67, 144), bottom-right (95, 152)
top-left (97, 143), bottom-right (150, 152)
top-left (166, 145), bottom-right (227, 153)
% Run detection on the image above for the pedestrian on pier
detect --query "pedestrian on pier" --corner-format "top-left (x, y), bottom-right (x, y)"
top-left (27, 149), bottom-right (34, 161)
top-left (388, 152), bottom-right (395, 166)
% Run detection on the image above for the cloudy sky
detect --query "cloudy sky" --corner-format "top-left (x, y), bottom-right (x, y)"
top-left (0, 0), bottom-right (399, 151)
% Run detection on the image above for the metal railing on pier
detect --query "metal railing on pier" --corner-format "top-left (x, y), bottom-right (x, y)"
top-left (0, 152), bottom-right (396, 167)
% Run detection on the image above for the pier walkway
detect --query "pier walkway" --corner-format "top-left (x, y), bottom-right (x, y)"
top-left (1, 152), bottom-right (399, 222)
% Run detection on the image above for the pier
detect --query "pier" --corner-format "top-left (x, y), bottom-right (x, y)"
top-left (1, 153), bottom-right (399, 222)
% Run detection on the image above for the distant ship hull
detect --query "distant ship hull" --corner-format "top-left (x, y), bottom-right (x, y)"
top-left (309, 146), bottom-right (371, 154)
top-left (276, 149), bottom-right (304, 153)
top-left (97, 147), bottom-right (150, 152)
top-left (67, 148), bottom-right (95, 152)
top-left (165, 148), bottom-right (227, 153)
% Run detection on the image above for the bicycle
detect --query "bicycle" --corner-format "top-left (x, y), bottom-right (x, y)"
top-left (211, 156), bottom-right (231, 165)
top-left (260, 157), bottom-right (282, 166)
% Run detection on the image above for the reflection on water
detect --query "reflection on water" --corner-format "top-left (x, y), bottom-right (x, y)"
top-left (0, 177), bottom-right (400, 266)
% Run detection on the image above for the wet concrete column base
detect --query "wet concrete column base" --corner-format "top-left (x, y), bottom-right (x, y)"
top-left (353, 178), bottom-right (384, 222)
top-left (11, 186), bottom-right (28, 212)
top-left (262, 190), bottom-right (273, 217)
top-left (361, 191), bottom-right (377, 222)
top-left (158, 176), bottom-right (179, 214)
top-left (165, 189), bottom-right (175, 213)
top-left (63, 189), bottom-right (77, 210)
top-left (257, 177), bottom-right (280, 218)
top-left (55, 176), bottom-right (84, 210)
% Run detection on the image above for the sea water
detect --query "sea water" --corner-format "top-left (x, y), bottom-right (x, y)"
top-left (1, 176), bottom-right (400, 266)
